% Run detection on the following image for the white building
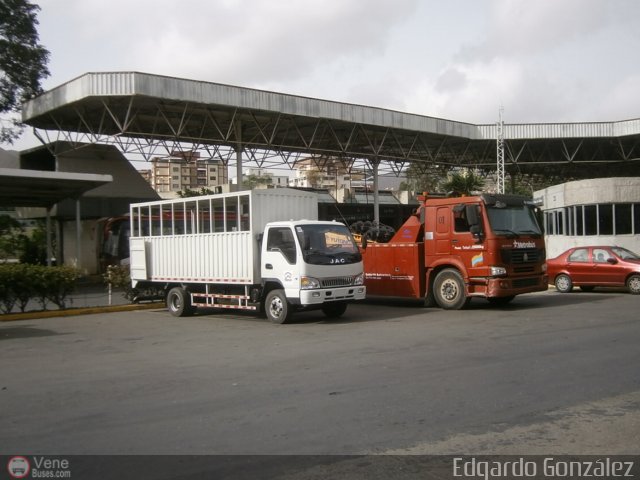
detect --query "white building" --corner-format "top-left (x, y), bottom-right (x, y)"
top-left (232, 167), bottom-right (289, 188)
top-left (534, 177), bottom-right (640, 258)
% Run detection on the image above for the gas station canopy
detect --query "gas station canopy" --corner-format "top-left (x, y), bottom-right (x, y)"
top-left (20, 71), bottom-right (640, 179)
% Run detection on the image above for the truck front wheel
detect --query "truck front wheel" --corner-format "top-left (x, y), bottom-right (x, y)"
top-left (433, 269), bottom-right (469, 310)
top-left (167, 287), bottom-right (194, 317)
top-left (265, 289), bottom-right (293, 324)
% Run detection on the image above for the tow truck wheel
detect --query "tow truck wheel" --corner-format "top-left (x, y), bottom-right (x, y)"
top-left (322, 301), bottom-right (348, 318)
top-left (433, 269), bottom-right (469, 310)
top-left (167, 287), bottom-right (194, 317)
top-left (554, 274), bottom-right (573, 293)
top-left (265, 289), bottom-right (293, 324)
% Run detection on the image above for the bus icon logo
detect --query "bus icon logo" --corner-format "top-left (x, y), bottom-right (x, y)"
top-left (7, 456), bottom-right (30, 479)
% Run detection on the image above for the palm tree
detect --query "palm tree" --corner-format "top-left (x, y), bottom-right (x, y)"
top-left (442, 170), bottom-right (485, 196)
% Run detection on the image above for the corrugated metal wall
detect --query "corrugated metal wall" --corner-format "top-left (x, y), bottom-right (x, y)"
top-left (146, 232), bottom-right (254, 283)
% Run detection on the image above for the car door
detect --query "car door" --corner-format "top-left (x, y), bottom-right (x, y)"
top-left (592, 247), bottom-right (623, 285)
top-left (566, 248), bottom-right (591, 284)
top-left (262, 226), bottom-right (300, 293)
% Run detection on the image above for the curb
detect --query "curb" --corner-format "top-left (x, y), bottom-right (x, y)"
top-left (0, 302), bottom-right (166, 322)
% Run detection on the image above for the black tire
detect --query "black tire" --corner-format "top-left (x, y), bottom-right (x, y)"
top-left (265, 289), bottom-right (293, 324)
top-left (554, 274), bottom-right (573, 293)
top-left (579, 286), bottom-right (595, 292)
top-left (433, 269), bottom-right (469, 310)
top-left (321, 302), bottom-right (348, 318)
top-left (487, 295), bottom-right (515, 306)
top-left (423, 287), bottom-right (437, 308)
top-left (627, 274), bottom-right (640, 294)
top-left (166, 287), bottom-right (194, 317)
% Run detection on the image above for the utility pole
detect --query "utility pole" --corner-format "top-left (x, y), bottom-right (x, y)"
top-left (496, 106), bottom-right (505, 194)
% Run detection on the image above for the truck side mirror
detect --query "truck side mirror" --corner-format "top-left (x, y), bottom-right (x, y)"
top-left (466, 205), bottom-right (484, 243)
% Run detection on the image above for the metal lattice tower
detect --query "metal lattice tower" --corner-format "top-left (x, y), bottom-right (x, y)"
top-left (496, 106), bottom-right (505, 194)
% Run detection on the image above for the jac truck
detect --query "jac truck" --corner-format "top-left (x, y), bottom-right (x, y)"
top-left (129, 189), bottom-right (366, 323)
top-left (361, 193), bottom-right (548, 309)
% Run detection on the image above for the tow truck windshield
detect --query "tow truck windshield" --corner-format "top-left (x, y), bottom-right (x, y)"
top-left (486, 205), bottom-right (542, 238)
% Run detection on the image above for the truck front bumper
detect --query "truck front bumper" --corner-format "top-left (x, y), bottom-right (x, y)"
top-left (469, 275), bottom-right (548, 297)
top-left (295, 286), bottom-right (367, 306)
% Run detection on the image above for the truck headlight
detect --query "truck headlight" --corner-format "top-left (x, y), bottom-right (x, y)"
top-left (541, 263), bottom-right (547, 273)
top-left (353, 273), bottom-right (364, 285)
top-left (490, 266), bottom-right (507, 277)
top-left (300, 276), bottom-right (321, 289)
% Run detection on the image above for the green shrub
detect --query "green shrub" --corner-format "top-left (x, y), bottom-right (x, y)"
top-left (0, 264), bottom-right (80, 313)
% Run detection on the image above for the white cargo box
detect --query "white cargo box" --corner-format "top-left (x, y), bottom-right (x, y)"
top-left (129, 188), bottom-right (318, 285)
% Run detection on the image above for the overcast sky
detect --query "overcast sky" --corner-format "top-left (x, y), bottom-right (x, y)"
top-left (11, 0), bottom-right (640, 151)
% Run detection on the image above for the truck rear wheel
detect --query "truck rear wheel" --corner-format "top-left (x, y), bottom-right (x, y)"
top-left (433, 269), bottom-right (469, 310)
top-left (322, 301), bottom-right (347, 318)
top-left (167, 287), bottom-right (194, 317)
top-left (265, 289), bottom-right (293, 324)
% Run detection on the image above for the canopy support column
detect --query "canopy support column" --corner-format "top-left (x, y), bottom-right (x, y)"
top-left (76, 199), bottom-right (82, 271)
top-left (46, 207), bottom-right (52, 267)
top-left (372, 158), bottom-right (380, 225)
top-left (235, 121), bottom-right (243, 190)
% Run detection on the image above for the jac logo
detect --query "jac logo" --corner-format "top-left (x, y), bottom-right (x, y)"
top-left (330, 258), bottom-right (346, 264)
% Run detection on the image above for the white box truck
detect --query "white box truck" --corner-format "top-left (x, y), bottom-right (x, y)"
top-left (129, 188), bottom-right (366, 323)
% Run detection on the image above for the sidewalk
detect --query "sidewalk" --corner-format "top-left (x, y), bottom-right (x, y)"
top-left (1, 280), bottom-right (164, 321)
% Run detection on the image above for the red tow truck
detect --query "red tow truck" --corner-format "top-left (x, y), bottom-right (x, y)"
top-left (361, 193), bottom-right (548, 309)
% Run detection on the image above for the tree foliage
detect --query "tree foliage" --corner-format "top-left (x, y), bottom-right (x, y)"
top-left (243, 173), bottom-right (273, 190)
top-left (0, 0), bottom-right (50, 144)
top-left (177, 187), bottom-right (216, 198)
top-left (399, 162), bottom-right (449, 194)
top-left (442, 170), bottom-right (485, 196)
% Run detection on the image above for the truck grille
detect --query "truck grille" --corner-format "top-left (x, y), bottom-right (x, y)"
top-left (501, 248), bottom-right (543, 264)
top-left (321, 276), bottom-right (356, 288)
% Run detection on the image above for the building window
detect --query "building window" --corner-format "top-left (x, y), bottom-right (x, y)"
top-left (575, 206), bottom-right (583, 235)
top-left (615, 204), bottom-right (632, 234)
top-left (584, 205), bottom-right (597, 235)
top-left (598, 204), bottom-right (613, 235)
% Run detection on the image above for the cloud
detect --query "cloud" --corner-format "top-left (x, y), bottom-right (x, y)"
top-left (30, 0), bottom-right (640, 128)
top-left (47, 0), bottom-right (420, 87)
top-left (404, 0), bottom-right (640, 123)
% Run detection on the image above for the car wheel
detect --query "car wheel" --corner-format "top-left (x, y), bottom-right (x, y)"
top-left (265, 289), bottom-right (293, 324)
top-left (433, 269), bottom-right (470, 310)
top-left (554, 274), bottom-right (573, 293)
top-left (627, 275), bottom-right (640, 294)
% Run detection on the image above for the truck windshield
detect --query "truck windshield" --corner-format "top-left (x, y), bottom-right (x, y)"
top-left (295, 224), bottom-right (362, 265)
top-left (486, 206), bottom-right (542, 237)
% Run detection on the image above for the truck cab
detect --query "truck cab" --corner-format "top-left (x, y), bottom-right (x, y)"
top-left (261, 220), bottom-right (366, 323)
top-left (361, 193), bottom-right (548, 309)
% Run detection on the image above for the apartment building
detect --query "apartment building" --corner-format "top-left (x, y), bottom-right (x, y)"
top-left (141, 151), bottom-right (228, 196)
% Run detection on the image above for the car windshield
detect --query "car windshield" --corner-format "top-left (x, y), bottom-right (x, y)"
top-left (295, 224), bottom-right (362, 265)
top-left (611, 247), bottom-right (640, 260)
top-left (485, 205), bottom-right (542, 237)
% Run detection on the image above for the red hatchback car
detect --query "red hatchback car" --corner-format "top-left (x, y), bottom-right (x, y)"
top-left (547, 246), bottom-right (640, 294)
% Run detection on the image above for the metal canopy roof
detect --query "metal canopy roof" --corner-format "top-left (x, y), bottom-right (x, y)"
top-left (21, 71), bottom-right (640, 179)
top-left (0, 168), bottom-right (113, 208)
